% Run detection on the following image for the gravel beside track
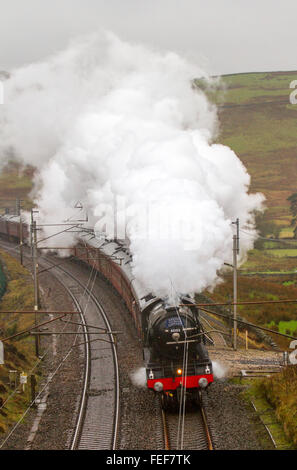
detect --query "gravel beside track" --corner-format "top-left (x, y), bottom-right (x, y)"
top-left (202, 380), bottom-right (273, 450)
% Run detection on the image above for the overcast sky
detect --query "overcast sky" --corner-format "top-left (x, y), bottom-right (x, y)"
top-left (0, 0), bottom-right (296, 75)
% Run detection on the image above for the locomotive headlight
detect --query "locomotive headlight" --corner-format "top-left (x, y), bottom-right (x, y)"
top-left (172, 332), bottom-right (180, 342)
top-left (177, 369), bottom-right (182, 375)
top-left (198, 377), bottom-right (208, 388)
top-left (153, 382), bottom-right (164, 392)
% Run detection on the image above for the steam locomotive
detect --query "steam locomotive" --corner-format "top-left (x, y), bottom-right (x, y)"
top-left (142, 296), bottom-right (213, 406)
top-left (0, 214), bottom-right (213, 404)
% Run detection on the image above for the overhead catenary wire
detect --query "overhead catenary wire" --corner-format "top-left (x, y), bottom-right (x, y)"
top-left (0, 304), bottom-right (83, 443)
top-left (0, 262), bottom-right (95, 448)
top-left (0, 305), bottom-right (78, 412)
top-left (0, 235), bottom-right (100, 439)
top-left (170, 279), bottom-right (189, 451)
top-left (0, 245), bottom-right (95, 436)
top-left (197, 306), bottom-right (297, 341)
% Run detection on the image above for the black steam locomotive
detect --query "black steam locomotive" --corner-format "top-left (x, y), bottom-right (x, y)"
top-left (142, 294), bottom-right (213, 405)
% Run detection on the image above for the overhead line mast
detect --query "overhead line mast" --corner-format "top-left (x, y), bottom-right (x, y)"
top-left (231, 218), bottom-right (239, 350)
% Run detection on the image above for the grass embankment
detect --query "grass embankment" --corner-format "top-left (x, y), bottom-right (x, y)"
top-left (260, 366), bottom-right (297, 447)
top-left (248, 366), bottom-right (297, 449)
top-left (0, 249), bottom-right (37, 434)
top-left (236, 374), bottom-right (294, 450)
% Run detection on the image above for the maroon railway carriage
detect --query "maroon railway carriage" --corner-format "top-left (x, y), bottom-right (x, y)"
top-left (0, 217), bottom-right (29, 242)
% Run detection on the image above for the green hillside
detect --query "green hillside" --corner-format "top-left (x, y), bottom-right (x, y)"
top-left (0, 162), bottom-right (34, 214)
top-left (215, 71), bottom-right (297, 235)
top-left (198, 71), bottom-right (297, 340)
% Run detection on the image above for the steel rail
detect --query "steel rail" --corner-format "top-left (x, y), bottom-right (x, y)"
top-left (200, 314), bottom-right (227, 348)
top-left (251, 401), bottom-right (277, 449)
top-left (200, 403), bottom-right (214, 450)
top-left (60, 278), bottom-right (90, 451)
top-left (17, 250), bottom-right (91, 450)
top-left (161, 408), bottom-right (170, 450)
top-left (161, 403), bottom-right (214, 450)
top-left (43, 257), bottom-right (120, 451)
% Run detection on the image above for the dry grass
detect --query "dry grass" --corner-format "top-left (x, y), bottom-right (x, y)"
top-left (0, 249), bottom-right (37, 433)
top-left (260, 366), bottom-right (297, 447)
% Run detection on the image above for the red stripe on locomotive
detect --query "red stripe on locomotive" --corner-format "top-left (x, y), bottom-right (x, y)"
top-left (147, 374), bottom-right (214, 391)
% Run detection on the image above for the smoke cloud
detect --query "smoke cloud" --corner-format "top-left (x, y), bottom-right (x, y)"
top-left (212, 361), bottom-right (228, 379)
top-left (0, 32), bottom-right (264, 300)
top-left (130, 367), bottom-right (147, 388)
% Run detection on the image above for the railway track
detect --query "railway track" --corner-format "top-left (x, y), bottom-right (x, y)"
top-left (0, 241), bottom-right (120, 450)
top-left (44, 259), bottom-right (120, 450)
top-left (160, 395), bottom-right (214, 450)
top-left (200, 312), bottom-right (228, 348)
top-left (156, 312), bottom-right (218, 450)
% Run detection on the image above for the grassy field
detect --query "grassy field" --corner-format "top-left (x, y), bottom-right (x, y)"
top-left (215, 71), bottom-right (297, 231)
top-left (0, 250), bottom-right (37, 434)
top-left (0, 162), bottom-right (34, 213)
top-left (264, 249), bottom-right (297, 258)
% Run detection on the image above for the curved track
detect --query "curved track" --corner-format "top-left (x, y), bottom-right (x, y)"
top-left (34, 255), bottom-right (120, 450)
top-left (200, 312), bottom-right (228, 348)
top-left (0, 241), bottom-right (120, 450)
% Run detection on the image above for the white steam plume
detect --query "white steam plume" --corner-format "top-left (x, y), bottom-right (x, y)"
top-left (0, 32), bottom-right (264, 300)
top-left (130, 368), bottom-right (147, 388)
top-left (212, 361), bottom-right (228, 379)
